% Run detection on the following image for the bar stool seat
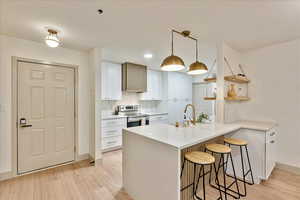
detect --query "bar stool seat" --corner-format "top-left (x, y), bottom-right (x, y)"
top-left (224, 137), bottom-right (247, 146)
top-left (206, 144), bottom-right (231, 154)
top-left (185, 151), bottom-right (215, 165)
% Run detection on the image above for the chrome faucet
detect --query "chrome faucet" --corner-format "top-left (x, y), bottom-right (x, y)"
top-left (184, 104), bottom-right (196, 125)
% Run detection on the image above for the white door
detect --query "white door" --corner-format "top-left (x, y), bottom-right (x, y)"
top-left (17, 61), bottom-right (75, 174)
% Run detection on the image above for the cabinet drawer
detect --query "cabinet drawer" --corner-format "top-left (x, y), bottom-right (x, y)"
top-left (102, 118), bottom-right (126, 128)
top-left (102, 136), bottom-right (122, 150)
top-left (102, 127), bottom-right (123, 138)
top-left (149, 115), bottom-right (168, 122)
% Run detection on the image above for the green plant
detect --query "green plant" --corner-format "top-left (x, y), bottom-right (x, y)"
top-left (197, 112), bottom-right (209, 123)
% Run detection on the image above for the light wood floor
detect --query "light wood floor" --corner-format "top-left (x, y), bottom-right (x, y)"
top-left (0, 150), bottom-right (299, 200)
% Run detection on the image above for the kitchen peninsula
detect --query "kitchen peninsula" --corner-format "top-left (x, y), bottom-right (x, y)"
top-left (122, 121), bottom-right (277, 200)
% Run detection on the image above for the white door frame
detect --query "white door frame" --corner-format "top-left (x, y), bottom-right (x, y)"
top-left (11, 56), bottom-right (79, 176)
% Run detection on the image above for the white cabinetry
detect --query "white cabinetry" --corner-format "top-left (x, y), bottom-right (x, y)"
top-left (100, 61), bottom-right (122, 100)
top-left (101, 118), bottom-right (126, 152)
top-left (167, 72), bottom-right (193, 124)
top-left (140, 70), bottom-right (163, 100)
top-left (227, 127), bottom-right (277, 184)
top-left (149, 114), bottom-right (168, 125)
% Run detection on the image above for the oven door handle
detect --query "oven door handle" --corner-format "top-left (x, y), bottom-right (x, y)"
top-left (128, 117), bottom-right (144, 122)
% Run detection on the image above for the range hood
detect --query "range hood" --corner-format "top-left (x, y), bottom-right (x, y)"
top-left (122, 62), bottom-right (147, 93)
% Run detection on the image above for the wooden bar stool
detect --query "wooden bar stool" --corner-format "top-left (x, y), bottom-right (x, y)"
top-left (205, 144), bottom-right (240, 200)
top-left (224, 138), bottom-right (254, 197)
top-left (181, 151), bottom-right (223, 200)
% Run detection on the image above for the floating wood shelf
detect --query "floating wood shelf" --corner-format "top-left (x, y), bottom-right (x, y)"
top-left (224, 75), bottom-right (250, 83)
top-left (204, 96), bottom-right (250, 101)
top-left (204, 75), bottom-right (250, 84)
top-left (204, 77), bottom-right (216, 83)
top-left (225, 96), bottom-right (250, 101)
top-left (204, 97), bottom-right (217, 100)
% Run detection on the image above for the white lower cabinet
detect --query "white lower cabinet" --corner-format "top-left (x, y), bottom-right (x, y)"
top-left (102, 136), bottom-right (122, 150)
top-left (101, 118), bottom-right (127, 152)
top-left (226, 127), bottom-right (277, 184)
top-left (149, 114), bottom-right (168, 125)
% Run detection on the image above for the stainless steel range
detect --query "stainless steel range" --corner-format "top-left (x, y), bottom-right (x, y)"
top-left (116, 105), bottom-right (149, 128)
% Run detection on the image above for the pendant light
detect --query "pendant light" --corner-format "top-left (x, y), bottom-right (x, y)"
top-left (187, 40), bottom-right (208, 75)
top-left (45, 29), bottom-right (60, 48)
top-left (161, 30), bottom-right (185, 71)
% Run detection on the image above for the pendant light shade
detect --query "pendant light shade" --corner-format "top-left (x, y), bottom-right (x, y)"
top-left (187, 61), bottom-right (208, 75)
top-left (161, 55), bottom-right (185, 71)
top-left (45, 29), bottom-right (60, 48)
top-left (161, 30), bottom-right (185, 71)
top-left (161, 29), bottom-right (208, 74)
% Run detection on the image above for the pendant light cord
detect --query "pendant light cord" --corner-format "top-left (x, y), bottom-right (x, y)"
top-left (171, 30), bottom-right (174, 55)
top-left (196, 40), bottom-right (198, 61)
top-left (171, 29), bottom-right (200, 61)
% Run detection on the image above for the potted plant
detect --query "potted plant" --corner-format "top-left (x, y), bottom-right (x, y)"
top-left (197, 112), bottom-right (209, 123)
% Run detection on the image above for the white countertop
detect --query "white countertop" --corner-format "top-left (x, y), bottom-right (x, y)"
top-left (233, 120), bottom-right (277, 131)
top-left (124, 120), bottom-right (277, 149)
top-left (101, 114), bottom-right (127, 120)
top-left (143, 112), bottom-right (168, 116)
top-left (101, 112), bottom-right (168, 120)
top-left (124, 123), bottom-right (241, 149)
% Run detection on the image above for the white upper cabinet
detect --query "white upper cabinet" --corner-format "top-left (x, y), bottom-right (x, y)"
top-left (100, 61), bottom-right (122, 100)
top-left (167, 72), bottom-right (193, 124)
top-left (140, 70), bottom-right (163, 100)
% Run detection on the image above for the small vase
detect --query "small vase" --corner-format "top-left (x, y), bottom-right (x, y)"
top-left (227, 84), bottom-right (237, 98)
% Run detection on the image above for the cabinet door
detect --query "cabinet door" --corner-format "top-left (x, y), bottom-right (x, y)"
top-left (140, 70), bottom-right (162, 100)
top-left (140, 70), bottom-right (152, 100)
top-left (101, 62), bottom-right (122, 100)
top-left (152, 70), bottom-right (162, 100)
top-left (265, 128), bottom-right (277, 179)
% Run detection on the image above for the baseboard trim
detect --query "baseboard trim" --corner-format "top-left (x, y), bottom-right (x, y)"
top-left (77, 153), bottom-right (90, 161)
top-left (0, 171), bottom-right (13, 182)
top-left (1, 154), bottom-right (91, 182)
top-left (276, 162), bottom-right (300, 175)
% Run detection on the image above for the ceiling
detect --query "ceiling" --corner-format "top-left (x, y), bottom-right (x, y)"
top-left (1, 0), bottom-right (300, 68)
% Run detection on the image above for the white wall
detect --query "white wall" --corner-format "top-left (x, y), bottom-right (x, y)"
top-left (240, 40), bottom-right (300, 168)
top-left (223, 43), bottom-right (248, 122)
top-left (0, 35), bottom-right (91, 173)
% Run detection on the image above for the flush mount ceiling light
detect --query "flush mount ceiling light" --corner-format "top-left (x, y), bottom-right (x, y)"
top-left (144, 53), bottom-right (153, 59)
top-left (45, 29), bottom-right (60, 48)
top-left (161, 29), bottom-right (208, 75)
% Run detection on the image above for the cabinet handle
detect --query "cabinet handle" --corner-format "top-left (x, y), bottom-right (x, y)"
top-left (107, 141), bottom-right (117, 145)
top-left (270, 132), bottom-right (276, 136)
top-left (106, 130), bottom-right (118, 133)
top-left (270, 140), bottom-right (275, 144)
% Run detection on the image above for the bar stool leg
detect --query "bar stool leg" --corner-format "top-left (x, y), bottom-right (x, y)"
top-left (221, 154), bottom-right (228, 200)
top-left (193, 163), bottom-right (197, 198)
top-left (223, 143), bottom-right (254, 197)
top-left (194, 165), bottom-right (204, 200)
top-left (210, 152), bottom-right (240, 199)
top-left (229, 153), bottom-right (241, 198)
top-left (245, 145), bottom-right (255, 185)
top-left (213, 162), bottom-right (223, 200)
top-left (181, 158), bottom-right (186, 178)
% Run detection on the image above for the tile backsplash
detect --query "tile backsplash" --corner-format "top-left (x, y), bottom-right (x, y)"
top-left (98, 92), bottom-right (166, 115)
